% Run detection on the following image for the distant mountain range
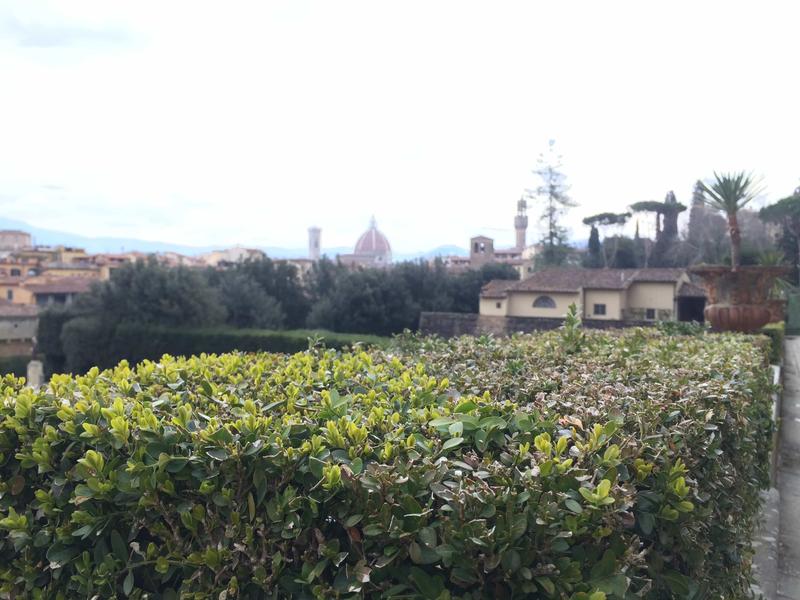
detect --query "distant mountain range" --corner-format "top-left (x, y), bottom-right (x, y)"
top-left (0, 217), bottom-right (468, 261)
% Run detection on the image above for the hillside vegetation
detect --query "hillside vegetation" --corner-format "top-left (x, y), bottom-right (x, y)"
top-left (0, 328), bottom-right (773, 598)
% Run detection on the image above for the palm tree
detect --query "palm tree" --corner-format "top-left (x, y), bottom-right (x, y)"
top-left (698, 172), bottom-right (764, 270)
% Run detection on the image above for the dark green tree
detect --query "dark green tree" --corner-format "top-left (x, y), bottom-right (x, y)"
top-left (216, 272), bottom-right (285, 329)
top-left (630, 193), bottom-right (687, 267)
top-left (582, 212), bottom-right (631, 268)
top-left (305, 260), bottom-right (519, 335)
top-left (231, 258), bottom-right (310, 328)
top-left (603, 236), bottom-right (639, 268)
top-left (760, 187), bottom-right (800, 283)
top-left (687, 179), bottom-right (729, 265)
top-left (306, 269), bottom-right (418, 336)
top-left (57, 259), bottom-right (227, 373)
top-left (76, 258), bottom-right (226, 328)
top-left (583, 225), bottom-right (603, 268)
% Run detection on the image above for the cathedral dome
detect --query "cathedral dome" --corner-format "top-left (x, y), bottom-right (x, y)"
top-left (354, 217), bottom-right (392, 259)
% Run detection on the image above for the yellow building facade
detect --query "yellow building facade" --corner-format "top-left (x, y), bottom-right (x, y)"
top-left (480, 269), bottom-right (705, 323)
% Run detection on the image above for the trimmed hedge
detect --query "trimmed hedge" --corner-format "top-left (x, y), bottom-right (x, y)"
top-left (0, 328), bottom-right (773, 598)
top-left (36, 308), bottom-right (76, 376)
top-left (43, 315), bottom-right (389, 374)
top-left (0, 356), bottom-right (30, 378)
top-left (107, 325), bottom-right (389, 366)
top-left (760, 322), bottom-right (785, 364)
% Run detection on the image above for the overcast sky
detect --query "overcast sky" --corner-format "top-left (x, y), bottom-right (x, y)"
top-left (1, 1), bottom-right (798, 253)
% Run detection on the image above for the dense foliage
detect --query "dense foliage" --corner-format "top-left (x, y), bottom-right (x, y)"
top-left (0, 356), bottom-right (30, 378)
top-left (760, 190), bottom-right (800, 285)
top-left (759, 321), bottom-right (784, 364)
top-left (38, 259), bottom-right (518, 373)
top-left (0, 328), bottom-right (773, 598)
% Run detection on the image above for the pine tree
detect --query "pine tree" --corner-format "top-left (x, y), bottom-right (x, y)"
top-left (528, 140), bottom-right (577, 266)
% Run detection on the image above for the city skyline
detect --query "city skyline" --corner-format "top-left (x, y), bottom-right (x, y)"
top-left (1, 1), bottom-right (798, 253)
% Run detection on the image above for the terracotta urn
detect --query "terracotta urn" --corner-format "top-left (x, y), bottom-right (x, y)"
top-left (689, 265), bottom-right (790, 333)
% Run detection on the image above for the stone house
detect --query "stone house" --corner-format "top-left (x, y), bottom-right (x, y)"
top-left (0, 300), bottom-right (38, 358)
top-left (24, 277), bottom-right (95, 308)
top-left (480, 268), bottom-right (706, 323)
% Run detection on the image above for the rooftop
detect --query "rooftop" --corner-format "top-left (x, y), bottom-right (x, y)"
top-left (42, 261), bottom-right (99, 270)
top-left (0, 300), bottom-right (38, 318)
top-left (483, 268), bottom-right (690, 297)
top-left (24, 277), bottom-right (95, 295)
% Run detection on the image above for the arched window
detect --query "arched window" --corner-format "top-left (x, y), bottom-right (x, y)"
top-left (533, 295), bottom-right (556, 308)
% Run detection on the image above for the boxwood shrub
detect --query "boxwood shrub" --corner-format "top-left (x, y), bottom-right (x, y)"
top-left (0, 328), bottom-right (773, 598)
top-left (759, 322), bottom-right (784, 364)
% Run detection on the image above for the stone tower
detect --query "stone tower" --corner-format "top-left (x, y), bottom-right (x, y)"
top-left (514, 197), bottom-right (528, 250)
top-left (308, 227), bottom-right (321, 261)
top-left (470, 235), bottom-right (495, 267)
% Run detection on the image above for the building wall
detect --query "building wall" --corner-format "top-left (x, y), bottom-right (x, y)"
top-left (0, 231), bottom-right (32, 251)
top-left (469, 236), bottom-right (495, 267)
top-left (0, 262), bottom-right (39, 277)
top-left (626, 282), bottom-right (676, 320)
top-left (0, 286), bottom-right (34, 305)
top-left (0, 340), bottom-right (34, 358)
top-left (59, 249), bottom-right (89, 263)
top-left (506, 291), bottom-right (580, 318)
top-left (0, 317), bottom-right (37, 341)
top-left (40, 267), bottom-right (100, 279)
top-left (583, 289), bottom-right (624, 320)
top-left (34, 292), bottom-right (79, 307)
top-left (479, 298), bottom-right (508, 316)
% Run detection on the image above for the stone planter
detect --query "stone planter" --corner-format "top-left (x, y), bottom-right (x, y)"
top-left (689, 266), bottom-right (790, 333)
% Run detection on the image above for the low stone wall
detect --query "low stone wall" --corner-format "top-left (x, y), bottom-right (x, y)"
top-left (418, 311), bottom-right (651, 337)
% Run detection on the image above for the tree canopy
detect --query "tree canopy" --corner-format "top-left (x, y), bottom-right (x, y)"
top-left (698, 171), bottom-right (765, 269)
top-left (582, 212), bottom-right (631, 227)
top-left (527, 140), bottom-right (577, 267)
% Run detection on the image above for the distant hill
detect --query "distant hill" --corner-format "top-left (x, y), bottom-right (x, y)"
top-left (0, 217), bottom-right (467, 262)
top-left (0, 217), bottom-right (219, 256)
top-left (393, 245), bottom-right (468, 262)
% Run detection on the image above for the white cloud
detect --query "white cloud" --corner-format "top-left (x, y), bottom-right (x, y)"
top-left (0, 0), bottom-right (797, 253)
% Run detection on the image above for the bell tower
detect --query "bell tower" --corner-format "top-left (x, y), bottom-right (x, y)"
top-left (514, 197), bottom-right (528, 250)
top-left (308, 227), bottom-right (321, 261)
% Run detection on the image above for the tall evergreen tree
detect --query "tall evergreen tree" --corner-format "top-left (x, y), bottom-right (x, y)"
top-left (630, 193), bottom-right (686, 267)
top-left (687, 180), bottom-right (728, 264)
top-left (583, 225), bottom-right (603, 268)
top-left (582, 212), bottom-right (630, 268)
top-left (527, 140), bottom-right (577, 266)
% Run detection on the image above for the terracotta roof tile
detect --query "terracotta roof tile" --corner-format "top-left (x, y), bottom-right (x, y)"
top-left (24, 277), bottom-right (94, 295)
top-left (0, 300), bottom-right (38, 317)
top-left (482, 268), bottom-right (686, 297)
top-left (481, 279), bottom-right (517, 298)
top-left (677, 281), bottom-right (707, 298)
top-left (631, 268), bottom-right (686, 282)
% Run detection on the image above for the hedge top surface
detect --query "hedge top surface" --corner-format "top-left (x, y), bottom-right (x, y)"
top-left (0, 328), bottom-right (773, 599)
